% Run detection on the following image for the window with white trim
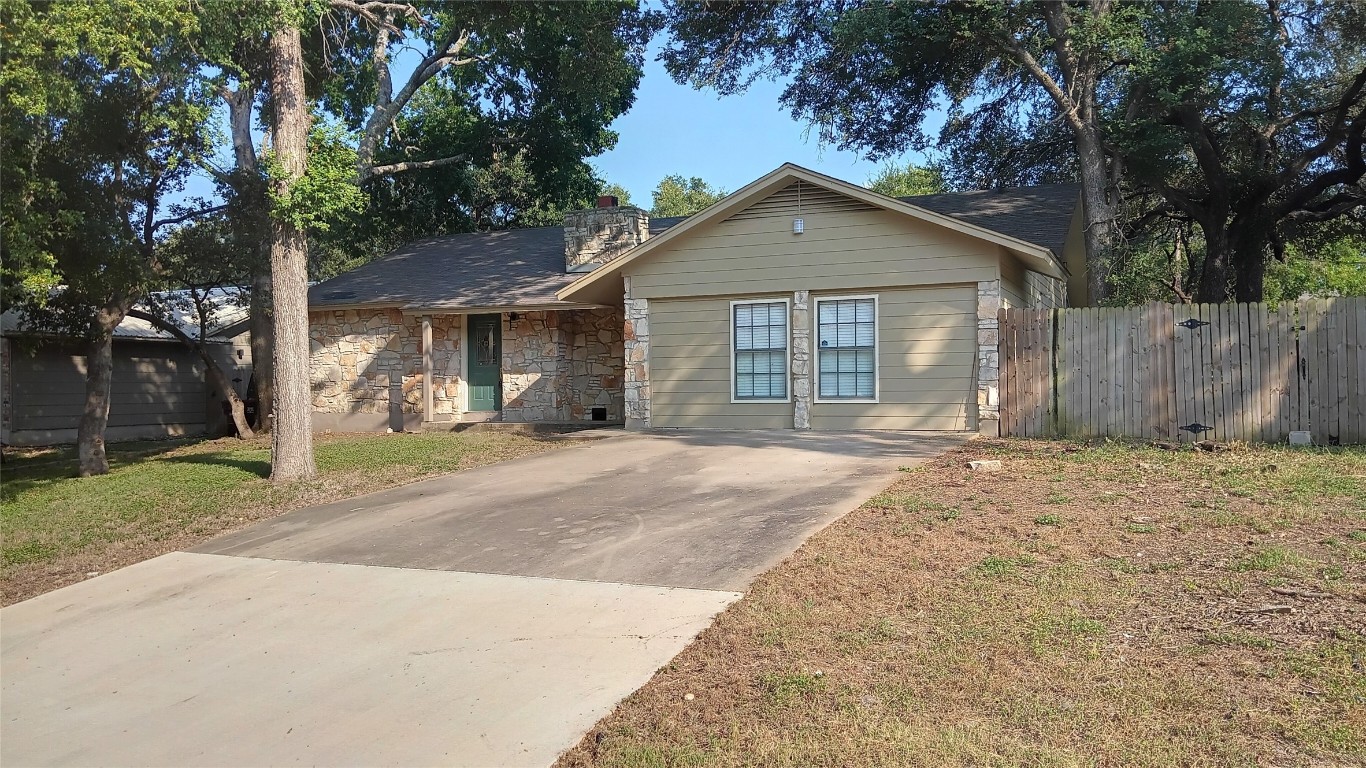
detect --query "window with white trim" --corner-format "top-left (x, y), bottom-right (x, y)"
top-left (733, 300), bottom-right (788, 401)
top-left (817, 296), bottom-right (877, 400)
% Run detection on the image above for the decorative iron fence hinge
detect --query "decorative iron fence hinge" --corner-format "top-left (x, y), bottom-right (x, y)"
top-left (1179, 423), bottom-right (1214, 434)
top-left (1177, 318), bottom-right (1210, 329)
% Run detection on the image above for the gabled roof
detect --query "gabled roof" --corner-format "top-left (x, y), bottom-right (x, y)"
top-left (558, 163), bottom-right (1074, 304)
top-left (305, 164), bottom-right (1078, 313)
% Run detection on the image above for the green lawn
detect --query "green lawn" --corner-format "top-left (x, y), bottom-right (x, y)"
top-left (1, 431), bottom-right (563, 604)
top-left (559, 440), bottom-right (1366, 768)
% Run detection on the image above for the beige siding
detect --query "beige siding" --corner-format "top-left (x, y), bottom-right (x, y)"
top-left (810, 286), bottom-right (975, 431)
top-left (628, 181), bottom-right (1000, 300)
top-left (1000, 253), bottom-right (1026, 309)
top-left (648, 287), bottom-right (976, 431)
top-left (1062, 204), bottom-right (1087, 306)
top-left (650, 296), bottom-right (791, 429)
top-left (1024, 270), bottom-right (1066, 309)
top-left (1001, 255), bottom-right (1066, 310)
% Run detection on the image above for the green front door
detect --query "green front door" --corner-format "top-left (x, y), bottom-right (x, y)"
top-left (467, 313), bottom-right (501, 411)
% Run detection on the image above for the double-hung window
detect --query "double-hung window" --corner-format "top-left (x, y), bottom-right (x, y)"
top-left (816, 295), bottom-right (878, 401)
top-left (732, 299), bottom-right (789, 401)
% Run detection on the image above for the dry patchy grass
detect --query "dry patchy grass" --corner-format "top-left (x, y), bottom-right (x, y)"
top-left (1, 431), bottom-right (564, 605)
top-left (559, 439), bottom-right (1366, 768)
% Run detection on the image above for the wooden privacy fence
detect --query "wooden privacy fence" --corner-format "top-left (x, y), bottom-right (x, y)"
top-left (998, 298), bottom-right (1366, 444)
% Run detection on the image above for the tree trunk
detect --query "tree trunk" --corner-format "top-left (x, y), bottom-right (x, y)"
top-left (209, 357), bottom-right (255, 439)
top-left (76, 307), bottom-right (124, 476)
top-left (250, 263), bottom-right (273, 433)
top-left (224, 81), bottom-right (274, 434)
top-left (266, 25), bottom-right (316, 482)
top-left (1075, 126), bottom-right (1119, 305)
top-left (127, 308), bottom-right (255, 439)
top-left (1196, 225), bottom-right (1231, 304)
top-left (1232, 228), bottom-right (1270, 303)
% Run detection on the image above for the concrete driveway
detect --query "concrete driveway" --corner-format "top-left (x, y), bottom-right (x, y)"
top-left (2, 430), bottom-right (961, 767)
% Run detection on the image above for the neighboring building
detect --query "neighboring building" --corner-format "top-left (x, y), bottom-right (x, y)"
top-left (307, 163), bottom-right (1081, 436)
top-left (1, 290), bottom-right (252, 446)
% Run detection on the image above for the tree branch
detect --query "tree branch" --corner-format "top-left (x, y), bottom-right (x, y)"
top-left (1272, 111), bottom-right (1365, 220)
top-left (128, 307), bottom-right (201, 346)
top-left (1149, 177), bottom-right (1210, 228)
top-left (371, 8), bottom-right (395, 116)
top-left (152, 204), bottom-right (229, 232)
top-left (1172, 104), bottom-right (1231, 202)
top-left (328, 0), bottom-right (422, 33)
top-left (992, 21), bottom-right (1085, 134)
top-left (385, 27), bottom-right (477, 127)
top-left (1272, 67), bottom-right (1366, 188)
top-left (224, 82), bottom-right (259, 172)
top-left (1283, 190), bottom-right (1366, 224)
top-left (363, 153), bottom-right (467, 181)
top-left (343, 0), bottom-right (487, 178)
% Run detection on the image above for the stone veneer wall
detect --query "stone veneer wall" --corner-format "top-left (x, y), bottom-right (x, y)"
top-left (976, 279), bottom-right (1002, 435)
top-left (791, 291), bottom-right (812, 429)
top-left (563, 206), bottom-right (649, 270)
top-left (310, 307), bottom-right (622, 425)
top-left (622, 276), bottom-right (650, 429)
top-left (500, 309), bottom-right (625, 422)
top-left (500, 311), bottom-right (566, 421)
top-left (568, 308), bottom-right (625, 420)
top-left (309, 308), bottom-right (461, 418)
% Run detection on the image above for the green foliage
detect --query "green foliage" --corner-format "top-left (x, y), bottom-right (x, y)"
top-left (1, 0), bottom-right (214, 333)
top-left (1265, 236), bottom-right (1366, 304)
top-left (658, 1), bottom-right (1110, 180)
top-left (650, 174), bottom-right (727, 217)
top-left (309, 0), bottom-right (656, 271)
top-left (264, 123), bottom-right (366, 234)
top-left (660, 0), bottom-right (1366, 302)
top-left (1106, 2), bottom-right (1366, 300)
top-left (600, 182), bottom-right (634, 207)
top-left (866, 163), bottom-right (946, 198)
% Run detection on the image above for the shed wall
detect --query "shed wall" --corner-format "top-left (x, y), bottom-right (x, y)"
top-left (4, 339), bottom-right (208, 445)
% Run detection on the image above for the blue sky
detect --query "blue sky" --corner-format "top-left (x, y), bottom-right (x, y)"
top-left (591, 43), bottom-right (937, 205)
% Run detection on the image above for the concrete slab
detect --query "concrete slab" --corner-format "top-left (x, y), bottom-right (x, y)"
top-left (1, 552), bottom-right (737, 768)
top-left (197, 430), bottom-right (963, 591)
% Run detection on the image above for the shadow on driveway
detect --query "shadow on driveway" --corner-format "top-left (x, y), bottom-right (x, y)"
top-left (195, 430), bottom-right (967, 591)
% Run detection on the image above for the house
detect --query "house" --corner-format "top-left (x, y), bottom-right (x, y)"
top-left (1, 289), bottom-right (253, 446)
top-left (306, 163), bottom-right (1081, 435)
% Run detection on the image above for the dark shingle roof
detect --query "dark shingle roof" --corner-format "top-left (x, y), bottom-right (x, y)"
top-left (310, 227), bottom-right (574, 310)
top-left (309, 185), bottom-right (1078, 310)
top-left (649, 216), bottom-right (687, 235)
top-left (309, 218), bottom-right (694, 310)
top-left (899, 184), bottom-right (1079, 257)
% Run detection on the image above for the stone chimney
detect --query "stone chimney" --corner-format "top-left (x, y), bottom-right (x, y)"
top-left (564, 197), bottom-right (650, 271)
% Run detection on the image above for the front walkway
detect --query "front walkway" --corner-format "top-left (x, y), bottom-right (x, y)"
top-left (1, 431), bottom-right (963, 767)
